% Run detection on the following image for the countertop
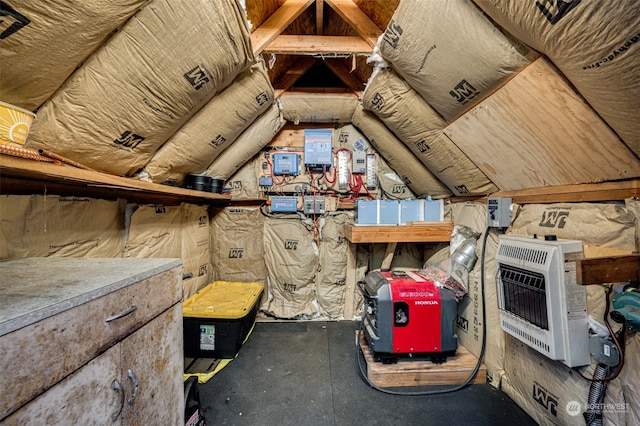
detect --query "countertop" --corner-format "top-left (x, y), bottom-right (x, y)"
top-left (0, 257), bottom-right (182, 337)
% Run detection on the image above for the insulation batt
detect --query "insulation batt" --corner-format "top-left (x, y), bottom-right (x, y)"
top-left (124, 204), bottom-right (182, 259)
top-left (316, 213), bottom-right (352, 319)
top-left (362, 68), bottom-right (497, 196)
top-left (224, 156), bottom-right (263, 199)
top-left (27, 0), bottom-right (254, 176)
top-left (180, 204), bottom-right (211, 300)
top-left (204, 102), bottom-right (285, 180)
top-left (378, 0), bottom-right (531, 122)
top-left (474, 0), bottom-right (640, 152)
top-left (143, 62), bottom-right (274, 185)
top-left (279, 92), bottom-right (358, 124)
top-left (263, 217), bottom-right (318, 319)
top-left (0, 0), bottom-right (147, 111)
top-left (351, 104), bottom-right (452, 199)
top-left (0, 195), bottom-right (125, 259)
top-left (210, 207), bottom-right (267, 283)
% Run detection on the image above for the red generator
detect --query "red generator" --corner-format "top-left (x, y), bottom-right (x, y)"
top-left (361, 270), bottom-right (458, 363)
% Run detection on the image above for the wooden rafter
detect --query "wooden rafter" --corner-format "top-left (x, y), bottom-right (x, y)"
top-left (316, 0), bottom-right (324, 34)
top-left (325, 0), bottom-right (383, 47)
top-left (272, 56), bottom-right (316, 97)
top-left (324, 59), bottom-right (365, 92)
top-left (264, 35), bottom-right (371, 55)
top-left (251, 0), bottom-right (315, 55)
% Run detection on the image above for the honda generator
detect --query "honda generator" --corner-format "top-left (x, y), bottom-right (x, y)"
top-left (361, 270), bottom-right (458, 363)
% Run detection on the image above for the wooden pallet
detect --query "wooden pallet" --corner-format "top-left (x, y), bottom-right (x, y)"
top-left (358, 332), bottom-right (486, 387)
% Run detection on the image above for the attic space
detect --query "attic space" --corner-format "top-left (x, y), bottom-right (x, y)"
top-left (1, 0), bottom-right (640, 424)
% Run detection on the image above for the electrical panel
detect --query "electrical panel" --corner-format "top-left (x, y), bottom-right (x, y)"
top-left (273, 152), bottom-right (299, 175)
top-left (487, 197), bottom-right (512, 228)
top-left (304, 129), bottom-right (332, 170)
top-left (271, 197), bottom-right (297, 213)
top-left (303, 195), bottom-right (325, 214)
top-left (352, 151), bottom-right (366, 174)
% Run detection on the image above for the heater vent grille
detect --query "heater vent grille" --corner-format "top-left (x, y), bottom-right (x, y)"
top-left (501, 320), bottom-right (550, 354)
top-left (498, 243), bottom-right (548, 265)
top-left (498, 264), bottom-right (548, 330)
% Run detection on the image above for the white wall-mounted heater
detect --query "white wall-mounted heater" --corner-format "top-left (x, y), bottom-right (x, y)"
top-left (495, 235), bottom-right (590, 367)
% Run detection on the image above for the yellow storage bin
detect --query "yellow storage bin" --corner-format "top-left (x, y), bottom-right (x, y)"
top-left (183, 281), bottom-right (264, 358)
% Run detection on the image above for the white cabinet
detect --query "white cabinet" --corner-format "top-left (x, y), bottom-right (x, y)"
top-left (0, 258), bottom-right (184, 425)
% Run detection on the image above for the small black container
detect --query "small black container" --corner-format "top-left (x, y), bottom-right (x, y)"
top-left (208, 178), bottom-right (225, 194)
top-left (184, 174), bottom-right (212, 192)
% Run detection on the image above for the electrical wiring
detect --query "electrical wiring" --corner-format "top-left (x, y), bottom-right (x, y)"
top-left (265, 156), bottom-right (286, 186)
top-left (323, 163), bottom-right (336, 184)
top-left (573, 285), bottom-right (626, 383)
top-left (355, 174), bottom-right (375, 200)
top-left (355, 227), bottom-right (490, 396)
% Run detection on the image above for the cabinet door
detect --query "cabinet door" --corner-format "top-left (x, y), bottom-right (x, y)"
top-left (119, 304), bottom-right (184, 426)
top-left (3, 344), bottom-right (122, 425)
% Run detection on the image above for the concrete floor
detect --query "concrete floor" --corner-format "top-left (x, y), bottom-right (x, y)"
top-left (199, 321), bottom-right (536, 426)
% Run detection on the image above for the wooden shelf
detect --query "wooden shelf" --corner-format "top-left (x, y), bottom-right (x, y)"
top-left (488, 179), bottom-right (640, 204)
top-left (345, 222), bottom-right (453, 243)
top-left (0, 155), bottom-right (231, 206)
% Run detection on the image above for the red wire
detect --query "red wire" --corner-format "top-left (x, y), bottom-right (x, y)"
top-left (323, 164), bottom-right (336, 184)
top-left (265, 157), bottom-right (285, 185)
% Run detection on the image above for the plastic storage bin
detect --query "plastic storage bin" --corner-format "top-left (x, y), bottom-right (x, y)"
top-left (183, 281), bottom-right (264, 358)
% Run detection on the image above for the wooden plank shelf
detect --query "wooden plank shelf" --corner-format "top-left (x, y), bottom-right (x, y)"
top-left (576, 254), bottom-right (640, 285)
top-left (0, 154), bottom-right (231, 206)
top-left (345, 222), bottom-right (453, 243)
top-left (358, 332), bottom-right (486, 387)
top-left (488, 179), bottom-right (640, 204)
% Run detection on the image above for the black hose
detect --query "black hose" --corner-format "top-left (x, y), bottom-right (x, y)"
top-left (355, 227), bottom-right (491, 395)
top-left (584, 363), bottom-right (610, 425)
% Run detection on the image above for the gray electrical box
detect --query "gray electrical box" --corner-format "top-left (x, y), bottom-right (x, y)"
top-left (487, 197), bottom-right (511, 228)
top-left (303, 195), bottom-right (325, 214)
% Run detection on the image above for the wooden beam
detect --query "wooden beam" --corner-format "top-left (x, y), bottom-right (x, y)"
top-left (324, 59), bottom-right (365, 92)
top-left (316, 0), bottom-right (324, 35)
top-left (264, 35), bottom-right (372, 55)
top-left (272, 56), bottom-right (316, 97)
top-left (325, 0), bottom-right (383, 47)
top-left (576, 254), bottom-right (640, 285)
top-left (250, 0), bottom-right (314, 55)
top-left (488, 179), bottom-right (640, 204)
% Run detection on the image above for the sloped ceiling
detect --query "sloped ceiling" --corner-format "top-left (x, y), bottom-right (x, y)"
top-left (245, 0), bottom-right (640, 195)
top-left (2, 0), bottom-right (639, 198)
top-left (246, 0), bottom-right (395, 95)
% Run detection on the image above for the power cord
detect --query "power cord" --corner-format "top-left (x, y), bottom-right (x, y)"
top-left (355, 227), bottom-right (490, 395)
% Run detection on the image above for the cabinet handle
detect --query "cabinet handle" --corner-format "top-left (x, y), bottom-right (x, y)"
top-left (105, 305), bottom-right (137, 323)
top-left (112, 380), bottom-right (125, 422)
top-left (127, 369), bottom-right (139, 405)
